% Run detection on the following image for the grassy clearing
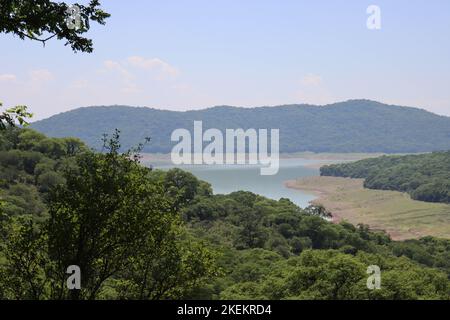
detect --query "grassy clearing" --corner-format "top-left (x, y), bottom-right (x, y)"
top-left (286, 176), bottom-right (450, 240)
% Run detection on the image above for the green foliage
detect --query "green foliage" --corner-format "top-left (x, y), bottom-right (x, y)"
top-left (185, 191), bottom-right (391, 255)
top-left (105, 235), bottom-right (218, 300)
top-left (0, 130), bottom-right (216, 300)
top-left (0, 0), bottom-right (109, 53)
top-left (0, 217), bottom-right (49, 299)
top-left (0, 102), bottom-right (33, 131)
top-left (180, 187), bottom-right (450, 300)
top-left (389, 236), bottom-right (450, 276)
top-left (321, 151), bottom-right (450, 203)
top-left (0, 128), bottom-right (87, 221)
top-left (1, 129), bottom-right (450, 300)
top-left (163, 168), bottom-right (204, 211)
top-left (218, 249), bottom-right (450, 300)
top-left (31, 100), bottom-right (450, 153)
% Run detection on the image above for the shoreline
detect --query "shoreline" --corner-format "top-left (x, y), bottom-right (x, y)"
top-left (284, 179), bottom-right (340, 222)
top-left (140, 152), bottom-right (383, 166)
top-left (285, 176), bottom-right (450, 240)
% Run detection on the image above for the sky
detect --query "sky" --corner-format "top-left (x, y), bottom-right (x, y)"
top-left (1, 0), bottom-right (450, 120)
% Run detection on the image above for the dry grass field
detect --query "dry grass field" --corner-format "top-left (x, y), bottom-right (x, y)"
top-left (286, 176), bottom-right (450, 240)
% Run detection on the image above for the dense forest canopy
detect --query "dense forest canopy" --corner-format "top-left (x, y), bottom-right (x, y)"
top-left (1, 128), bottom-right (450, 300)
top-left (320, 152), bottom-right (450, 203)
top-left (31, 100), bottom-right (450, 153)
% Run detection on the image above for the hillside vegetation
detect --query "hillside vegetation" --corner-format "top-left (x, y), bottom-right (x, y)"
top-left (320, 152), bottom-right (450, 203)
top-left (31, 100), bottom-right (450, 153)
top-left (1, 128), bottom-right (450, 300)
top-left (0, 128), bottom-right (86, 221)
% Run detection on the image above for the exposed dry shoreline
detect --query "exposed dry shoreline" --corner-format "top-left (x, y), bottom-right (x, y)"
top-left (140, 152), bottom-right (383, 167)
top-left (286, 176), bottom-right (450, 240)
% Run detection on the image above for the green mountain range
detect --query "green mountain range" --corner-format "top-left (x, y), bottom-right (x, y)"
top-left (31, 99), bottom-right (450, 153)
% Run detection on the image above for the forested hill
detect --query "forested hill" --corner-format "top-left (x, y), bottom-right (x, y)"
top-left (320, 151), bottom-right (450, 203)
top-left (31, 99), bottom-right (450, 153)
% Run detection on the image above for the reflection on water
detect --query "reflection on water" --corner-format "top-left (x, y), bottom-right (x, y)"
top-left (148, 158), bottom-right (323, 208)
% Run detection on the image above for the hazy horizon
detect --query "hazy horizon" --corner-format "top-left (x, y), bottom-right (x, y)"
top-left (2, 0), bottom-right (450, 120)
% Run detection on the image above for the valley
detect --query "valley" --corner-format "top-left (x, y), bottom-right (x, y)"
top-left (2, 0), bottom-right (450, 303)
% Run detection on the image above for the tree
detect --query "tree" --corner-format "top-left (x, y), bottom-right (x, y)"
top-left (0, 217), bottom-right (49, 299)
top-left (0, 0), bottom-right (109, 53)
top-left (46, 132), bottom-right (186, 299)
top-left (164, 168), bottom-right (201, 211)
top-left (286, 250), bottom-right (367, 299)
top-left (305, 204), bottom-right (332, 219)
top-left (0, 102), bottom-right (33, 131)
top-left (108, 235), bottom-right (217, 300)
top-left (0, 1), bottom-right (110, 130)
top-left (235, 208), bottom-right (267, 249)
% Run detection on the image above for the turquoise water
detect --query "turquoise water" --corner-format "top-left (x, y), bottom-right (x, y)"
top-left (151, 158), bottom-right (322, 208)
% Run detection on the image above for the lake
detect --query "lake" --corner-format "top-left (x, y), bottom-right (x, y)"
top-left (148, 158), bottom-right (328, 208)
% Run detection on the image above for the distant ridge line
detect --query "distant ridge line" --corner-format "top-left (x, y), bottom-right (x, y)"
top-left (31, 100), bottom-right (450, 154)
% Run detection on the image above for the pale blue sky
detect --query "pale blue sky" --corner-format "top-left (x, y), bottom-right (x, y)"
top-left (1, 0), bottom-right (449, 120)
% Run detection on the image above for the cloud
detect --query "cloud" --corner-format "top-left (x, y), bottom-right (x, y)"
top-left (127, 56), bottom-right (179, 77)
top-left (103, 56), bottom-right (179, 79)
top-left (0, 74), bottom-right (17, 82)
top-left (100, 56), bottom-right (180, 93)
top-left (103, 60), bottom-right (122, 70)
top-left (300, 74), bottom-right (322, 86)
top-left (0, 70), bottom-right (52, 85)
top-left (102, 59), bottom-right (139, 93)
top-left (29, 69), bottom-right (53, 83)
top-left (69, 79), bottom-right (89, 89)
top-left (103, 60), bottom-right (133, 80)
